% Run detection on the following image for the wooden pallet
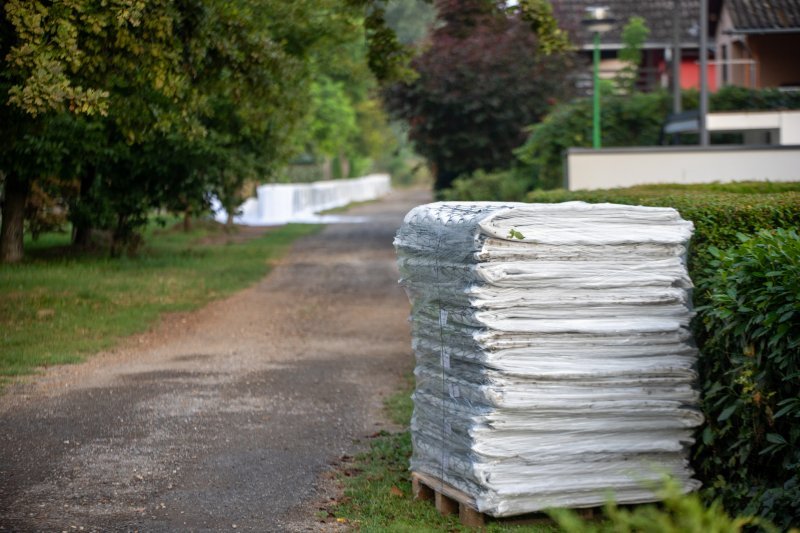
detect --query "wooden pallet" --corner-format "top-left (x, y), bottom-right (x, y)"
top-left (411, 471), bottom-right (599, 528)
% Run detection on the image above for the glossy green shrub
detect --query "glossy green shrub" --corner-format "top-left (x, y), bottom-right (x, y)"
top-left (710, 86), bottom-right (800, 111)
top-left (694, 229), bottom-right (800, 528)
top-left (440, 168), bottom-right (533, 202)
top-left (548, 477), bottom-right (777, 533)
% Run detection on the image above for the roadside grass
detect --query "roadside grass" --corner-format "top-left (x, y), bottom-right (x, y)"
top-left (0, 221), bottom-right (321, 382)
top-left (333, 376), bottom-right (557, 533)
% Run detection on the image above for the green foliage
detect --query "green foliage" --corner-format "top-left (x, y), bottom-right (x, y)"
top-left (510, 86), bottom-right (800, 192)
top-left (710, 85), bottom-right (800, 111)
top-left (514, 91), bottom-right (676, 190)
top-left (310, 77), bottom-right (359, 158)
top-left (0, 222), bottom-right (320, 380)
top-left (549, 477), bottom-right (774, 533)
top-left (25, 177), bottom-right (76, 240)
top-left (1, 0), bottom-right (410, 262)
top-left (384, 0), bottom-right (576, 191)
top-left (617, 16), bottom-right (650, 93)
top-left (442, 169), bottom-right (534, 201)
top-left (290, 12), bottom-right (404, 182)
top-left (507, 228), bottom-right (525, 240)
top-left (514, 0), bottom-right (572, 55)
top-left (363, 5), bottom-right (417, 83)
top-left (695, 229), bottom-right (800, 528)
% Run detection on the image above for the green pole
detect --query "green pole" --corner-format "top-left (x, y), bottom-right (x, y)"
top-left (593, 31), bottom-right (601, 149)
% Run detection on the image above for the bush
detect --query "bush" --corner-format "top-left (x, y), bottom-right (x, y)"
top-left (383, 0), bottom-right (577, 191)
top-left (525, 183), bottom-right (800, 526)
top-left (548, 477), bottom-right (776, 533)
top-left (509, 86), bottom-right (800, 191)
top-left (440, 169), bottom-right (533, 202)
top-left (695, 229), bottom-right (800, 528)
top-left (711, 85), bottom-right (800, 111)
top-left (514, 90), bottom-right (677, 189)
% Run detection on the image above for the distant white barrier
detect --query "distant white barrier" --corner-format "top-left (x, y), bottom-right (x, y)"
top-left (215, 173), bottom-right (391, 225)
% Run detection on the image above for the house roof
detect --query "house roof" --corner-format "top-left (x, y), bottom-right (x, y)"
top-left (550, 0), bottom-right (703, 49)
top-left (724, 0), bottom-right (800, 32)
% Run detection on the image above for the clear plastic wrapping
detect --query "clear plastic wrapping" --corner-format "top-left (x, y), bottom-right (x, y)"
top-left (394, 201), bottom-right (702, 517)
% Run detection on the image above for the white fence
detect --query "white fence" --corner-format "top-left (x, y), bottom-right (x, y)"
top-left (215, 173), bottom-right (391, 225)
top-left (565, 146), bottom-right (800, 190)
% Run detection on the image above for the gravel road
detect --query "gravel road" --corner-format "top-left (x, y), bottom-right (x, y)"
top-left (0, 187), bottom-right (431, 532)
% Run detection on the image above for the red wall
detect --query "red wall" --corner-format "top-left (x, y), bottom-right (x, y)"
top-left (680, 60), bottom-right (717, 91)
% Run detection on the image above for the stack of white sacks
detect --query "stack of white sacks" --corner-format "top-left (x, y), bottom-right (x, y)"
top-left (394, 201), bottom-right (703, 517)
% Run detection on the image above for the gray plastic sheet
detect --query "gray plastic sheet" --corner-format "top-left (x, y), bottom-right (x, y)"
top-left (394, 201), bottom-right (703, 517)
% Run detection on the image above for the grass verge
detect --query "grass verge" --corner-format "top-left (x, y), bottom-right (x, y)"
top-left (332, 375), bottom-right (557, 532)
top-left (0, 221), bottom-right (321, 381)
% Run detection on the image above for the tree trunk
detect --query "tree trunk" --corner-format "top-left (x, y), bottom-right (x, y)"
top-left (72, 167), bottom-right (96, 248)
top-left (72, 224), bottom-right (92, 248)
top-left (339, 152), bottom-right (351, 179)
top-left (322, 157), bottom-right (332, 181)
top-left (0, 174), bottom-right (30, 263)
top-left (183, 209), bottom-right (192, 232)
top-left (110, 213), bottom-right (127, 258)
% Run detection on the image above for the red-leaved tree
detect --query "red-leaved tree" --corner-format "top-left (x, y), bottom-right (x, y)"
top-left (384, 0), bottom-right (576, 191)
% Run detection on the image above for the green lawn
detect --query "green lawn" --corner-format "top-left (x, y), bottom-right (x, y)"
top-left (0, 222), bottom-right (321, 381)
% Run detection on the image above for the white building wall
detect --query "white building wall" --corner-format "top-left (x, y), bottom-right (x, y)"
top-left (566, 146), bottom-right (800, 190)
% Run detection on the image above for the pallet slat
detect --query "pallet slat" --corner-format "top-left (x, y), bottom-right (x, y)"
top-left (412, 471), bottom-right (605, 528)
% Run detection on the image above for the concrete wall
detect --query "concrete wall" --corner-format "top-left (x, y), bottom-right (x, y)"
top-left (217, 174), bottom-right (391, 225)
top-left (565, 146), bottom-right (800, 190)
top-left (707, 110), bottom-right (800, 144)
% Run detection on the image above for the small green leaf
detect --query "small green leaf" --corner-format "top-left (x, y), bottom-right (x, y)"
top-left (765, 433), bottom-right (787, 445)
top-left (702, 425), bottom-right (714, 445)
top-left (507, 228), bottom-right (525, 240)
top-left (717, 404), bottom-right (738, 422)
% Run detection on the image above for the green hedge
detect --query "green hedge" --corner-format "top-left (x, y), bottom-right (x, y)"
top-left (526, 182), bottom-right (800, 526)
top-left (696, 229), bottom-right (800, 528)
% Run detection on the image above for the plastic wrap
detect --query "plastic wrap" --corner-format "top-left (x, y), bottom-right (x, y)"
top-left (394, 201), bottom-right (702, 517)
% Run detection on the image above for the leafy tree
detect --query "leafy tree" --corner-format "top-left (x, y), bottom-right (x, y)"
top-left (514, 0), bottom-right (572, 54)
top-left (291, 11), bottom-right (403, 183)
top-left (384, 0), bottom-right (576, 191)
top-left (1, 0), bottom-right (414, 261)
top-left (1, 0), bottom-right (197, 260)
top-left (617, 16), bottom-right (650, 93)
top-left (308, 77), bottom-right (358, 179)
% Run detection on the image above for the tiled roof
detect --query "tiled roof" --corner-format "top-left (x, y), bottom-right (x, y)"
top-left (550, 0), bottom-right (702, 48)
top-left (726, 0), bottom-right (800, 31)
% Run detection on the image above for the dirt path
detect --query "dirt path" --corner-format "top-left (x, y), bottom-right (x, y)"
top-left (0, 187), bottom-right (431, 532)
